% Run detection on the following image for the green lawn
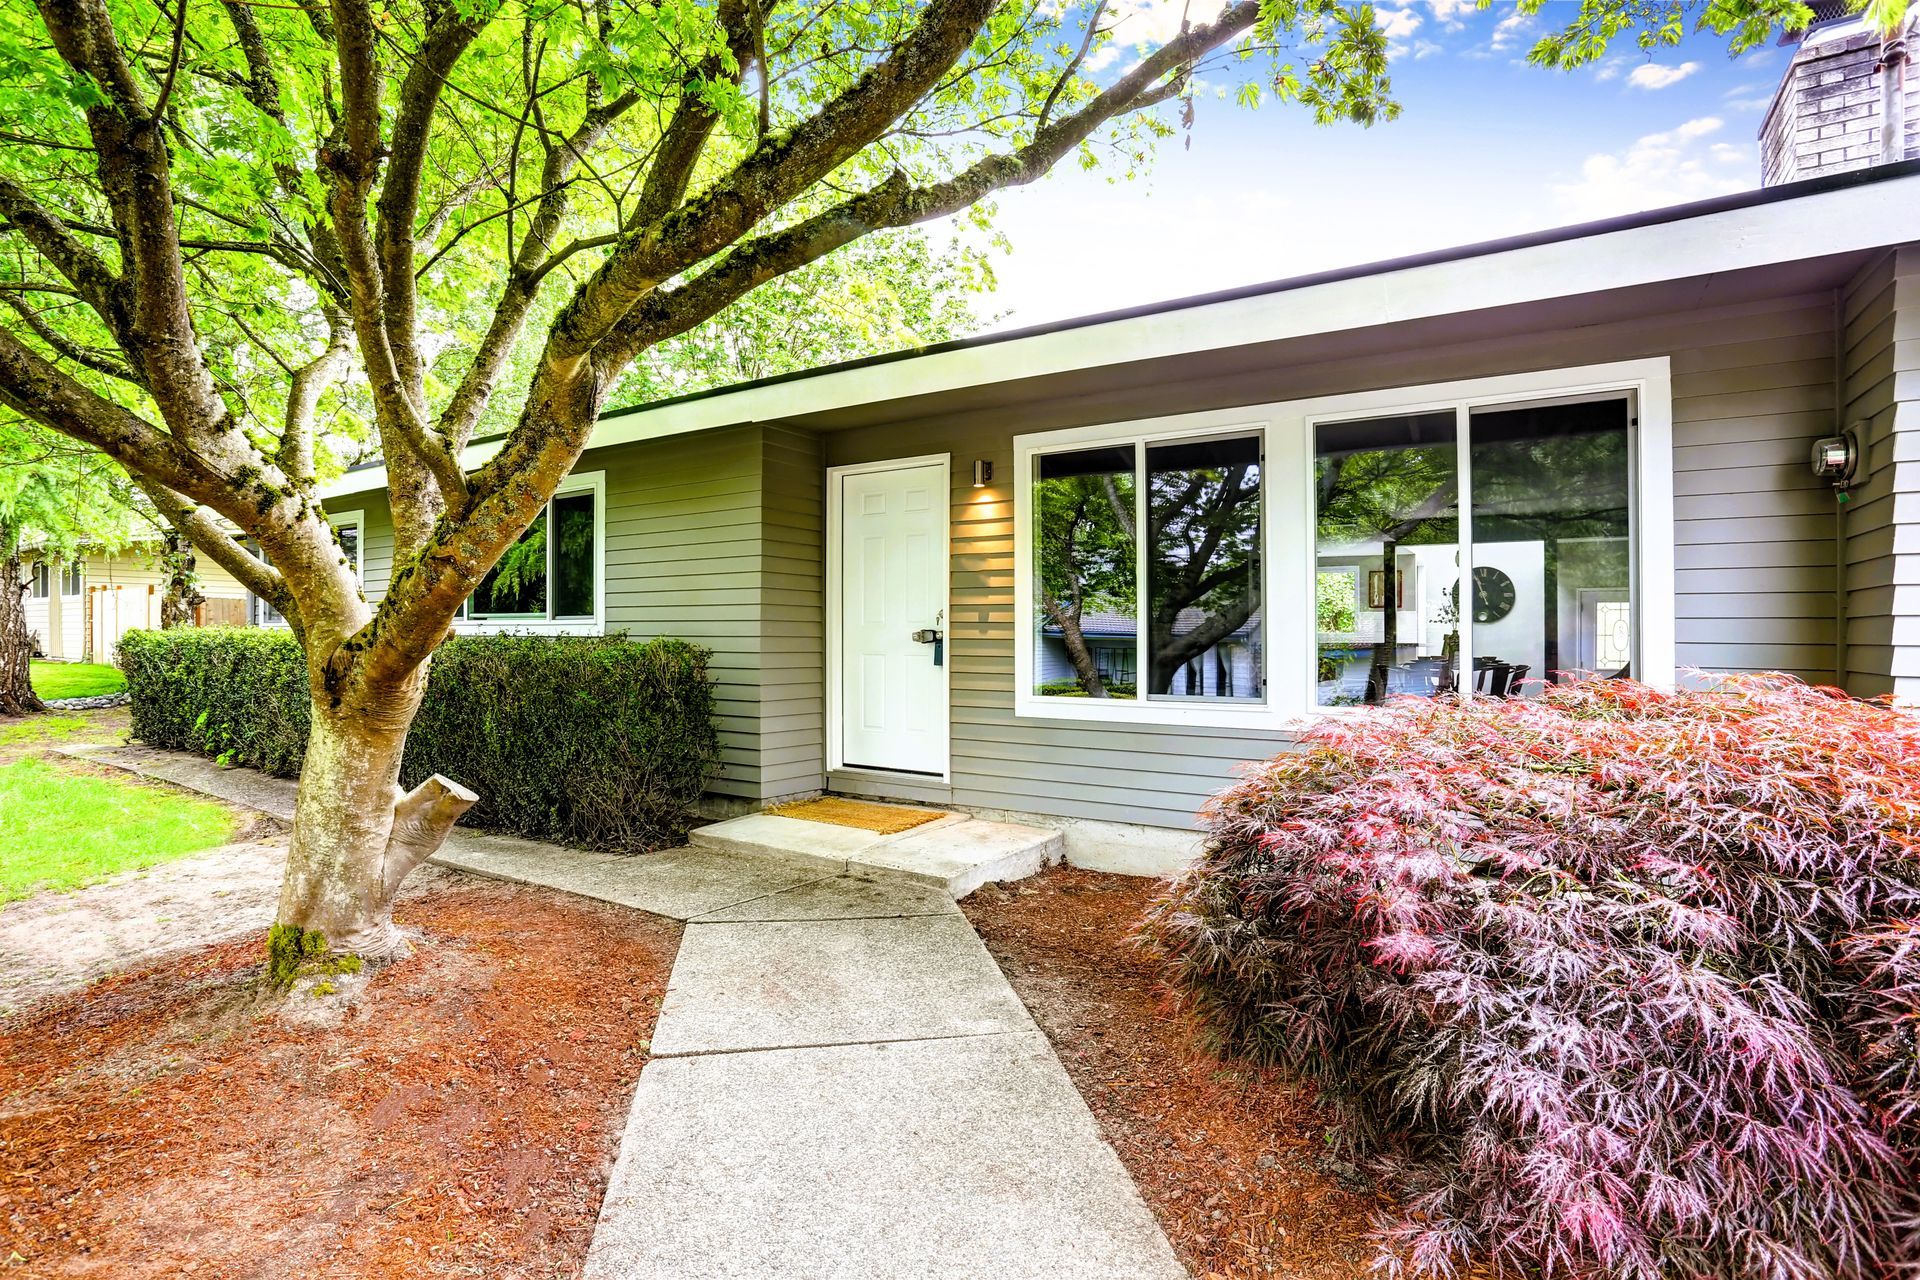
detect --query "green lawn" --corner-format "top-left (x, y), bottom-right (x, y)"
top-left (0, 757), bottom-right (237, 901)
top-left (30, 661), bottom-right (126, 700)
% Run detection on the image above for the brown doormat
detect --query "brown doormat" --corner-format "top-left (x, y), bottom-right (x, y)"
top-left (767, 797), bottom-right (946, 835)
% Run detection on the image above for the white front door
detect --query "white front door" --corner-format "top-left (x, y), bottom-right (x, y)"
top-left (834, 459), bottom-right (949, 776)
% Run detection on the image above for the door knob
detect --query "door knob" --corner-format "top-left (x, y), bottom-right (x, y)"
top-left (912, 628), bottom-right (944, 667)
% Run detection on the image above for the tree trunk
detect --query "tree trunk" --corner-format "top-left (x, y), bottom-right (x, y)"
top-left (270, 674), bottom-right (475, 980)
top-left (1051, 608), bottom-right (1109, 696)
top-left (1365, 541), bottom-right (1399, 704)
top-left (0, 534), bottom-right (45, 717)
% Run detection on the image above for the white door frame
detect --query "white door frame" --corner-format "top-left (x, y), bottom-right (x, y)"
top-left (825, 453), bottom-right (952, 781)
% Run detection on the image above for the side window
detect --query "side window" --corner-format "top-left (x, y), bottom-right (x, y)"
top-left (464, 479), bottom-right (600, 625)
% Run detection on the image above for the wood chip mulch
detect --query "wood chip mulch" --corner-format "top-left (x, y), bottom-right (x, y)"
top-left (963, 866), bottom-right (1384, 1280)
top-left (0, 877), bottom-right (679, 1279)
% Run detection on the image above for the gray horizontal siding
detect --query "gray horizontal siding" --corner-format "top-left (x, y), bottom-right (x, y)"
top-left (1841, 246), bottom-right (1920, 699)
top-left (351, 422), bottom-right (825, 806)
top-left (825, 288), bottom-right (1847, 831)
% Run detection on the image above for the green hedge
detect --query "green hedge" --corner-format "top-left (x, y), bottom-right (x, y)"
top-left (119, 627), bottom-right (719, 849)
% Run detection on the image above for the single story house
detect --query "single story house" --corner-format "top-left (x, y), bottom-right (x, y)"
top-left (319, 160), bottom-right (1920, 862)
top-left (24, 537), bottom-right (252, 663)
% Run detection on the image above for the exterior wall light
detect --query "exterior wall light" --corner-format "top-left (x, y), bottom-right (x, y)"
top-left (1810, 426), bottom-right (1862, 488)
top-left (972, 459), bottom-right (994, 488)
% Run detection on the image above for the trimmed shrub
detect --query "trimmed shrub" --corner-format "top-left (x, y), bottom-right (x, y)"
top-left (119, 627), bottom-right (719, 849)
top-left (121, 627), bottom-right (310, 774)
top-left (1144, 677), bottom-right (1920, 1280)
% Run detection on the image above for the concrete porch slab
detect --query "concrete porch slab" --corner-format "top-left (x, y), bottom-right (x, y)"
top-left (689, 808), bottom-right (1061, 898)
top-left (582, 1031), bottom-right (1185, 1280)
top-left (851, 818), bottom-right (1064, 899)
top-left (691, 874), bottom-right (959, 923)
top-left (687, 811), bottom-right (894, 875)
top-left (649, 914), bottom-right (1033, 1057)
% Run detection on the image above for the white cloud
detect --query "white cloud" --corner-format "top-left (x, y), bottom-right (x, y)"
top-left (1101, 0), bottom-right (1230, 48)
top-left (1626, 60), bottom-right (1701, 90)
top-left (1377, 6), bottom-right (1423, 40)
top-left (1552, 116), bottom-right (1753, 220)
top-left (1592, 57), bottom-right (1627, 82)
top-left (1489, 7), bottom-right (1534, 52)
top-left (1426, 0), bottom-right (1476, 29)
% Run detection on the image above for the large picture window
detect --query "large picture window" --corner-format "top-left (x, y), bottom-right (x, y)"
top-left (1314, 394), bottom-right (1635, 706)
top-left (1015, 360), bottom-right (1672, 727)
top-left (1027, 427), bottom-right (1264, 707)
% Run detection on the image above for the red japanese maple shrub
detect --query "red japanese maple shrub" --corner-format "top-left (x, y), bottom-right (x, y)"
top-left (1144, 676), bottom-right (1920, 1279)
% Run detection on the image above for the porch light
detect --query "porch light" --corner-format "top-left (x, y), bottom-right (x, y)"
top-left (1810, 427), bottom-right (1861, 487)
top-left (972, 459), bottom-right (994, 488)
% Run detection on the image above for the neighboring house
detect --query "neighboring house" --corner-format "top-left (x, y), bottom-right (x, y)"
top-left (1038, 610), bottom-right (1261, 700)
top-left (313, 37), bottom-right (1920, 853)
top-left (23, 538), bottom-right (253, 663)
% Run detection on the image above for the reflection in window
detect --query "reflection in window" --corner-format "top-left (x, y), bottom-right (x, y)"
top-left (553, 491), bottom-right (596, 618)
top-left (1146, 435), bottom-right (1262, 700)
top-left (60, 562), bottom-right (83, 596)
top-left (472, 508), bottom-right (550, 618)
top-left (1314, 412), bottom-right (1460, 706)
top-left (1467, 398), bottom-right (1631, 698)
top-left (1032, 446), bottom-right (1137, 698)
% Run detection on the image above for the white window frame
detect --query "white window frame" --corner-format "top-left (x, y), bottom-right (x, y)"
top-left (29, 561), bottom-right (50, 599)
top-left (1014, 409), bottom-right (1281, 728)
top-left (330, 509), bottom-right (366, 585)
top-left (1012, 358), bottom-right (1675, 729)
top-left (59, 560), bottom-right (83, 597)
top-left (454, 470), bottom-right (607, 636)
top-left (252, 508), bottom-right (365, 627)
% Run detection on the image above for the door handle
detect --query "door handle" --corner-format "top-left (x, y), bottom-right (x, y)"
top-left (912, 628), bottom-right (944, 667)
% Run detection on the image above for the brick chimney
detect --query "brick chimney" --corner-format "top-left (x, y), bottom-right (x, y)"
top-left (1761, 1), bottom-right (1920, 185)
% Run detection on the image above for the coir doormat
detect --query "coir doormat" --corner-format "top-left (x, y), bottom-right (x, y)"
top-left (766, 796), bottom-right (946, 835)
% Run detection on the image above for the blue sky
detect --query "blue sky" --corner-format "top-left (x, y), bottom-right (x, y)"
top-left (949, 1), bottom-right (1787, 333)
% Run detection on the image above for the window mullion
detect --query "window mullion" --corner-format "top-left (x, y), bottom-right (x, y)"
top-left (543, 499), bottom-right (557, 623)
top-left (1455, 403), bottom-right (1474, 698)
top-left (1133, 439), bottom-right (1148, 696)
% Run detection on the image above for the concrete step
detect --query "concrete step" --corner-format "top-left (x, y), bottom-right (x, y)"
top-left (688, 808), bottom-right (1062, 898)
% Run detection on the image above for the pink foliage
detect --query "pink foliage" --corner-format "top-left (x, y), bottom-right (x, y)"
top-left (1144, 676), bottom-right (1920, 1279)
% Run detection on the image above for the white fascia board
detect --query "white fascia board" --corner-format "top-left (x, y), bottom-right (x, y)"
top-left (319, 171), bottom-right (1920, 502)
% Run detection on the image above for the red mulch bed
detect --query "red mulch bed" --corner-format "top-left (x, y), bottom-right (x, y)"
top-left (963, 866), bottom-right (1382, 1279)
top-left (0, 878), bottom-right (679, 1279)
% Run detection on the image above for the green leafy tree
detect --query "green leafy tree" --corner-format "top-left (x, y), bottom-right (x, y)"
top-left (0, 0), bottom-right (1866, 972)
top-left (0, 419), bottom-right (134, 712)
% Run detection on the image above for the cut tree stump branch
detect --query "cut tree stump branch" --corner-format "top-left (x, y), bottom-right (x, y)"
top-left (381, 773), bottom-right (478, 900)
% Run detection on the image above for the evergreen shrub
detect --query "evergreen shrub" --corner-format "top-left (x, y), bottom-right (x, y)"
top-left (121, 627), bottom-right (718, 849)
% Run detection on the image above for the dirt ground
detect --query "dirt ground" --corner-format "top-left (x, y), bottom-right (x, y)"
top-left (0, 877), bottom-right (680, 1279)
top-left (0, 706), bottom-right (296, 1016)
top-left (0, 827), bottom-right (293, 1017)
top-left (963, 866), bottom-right (1382, 1280)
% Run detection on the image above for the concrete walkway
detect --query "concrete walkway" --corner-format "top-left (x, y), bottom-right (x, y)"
top-left (68, 745), bottom-right (1186, 1278)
